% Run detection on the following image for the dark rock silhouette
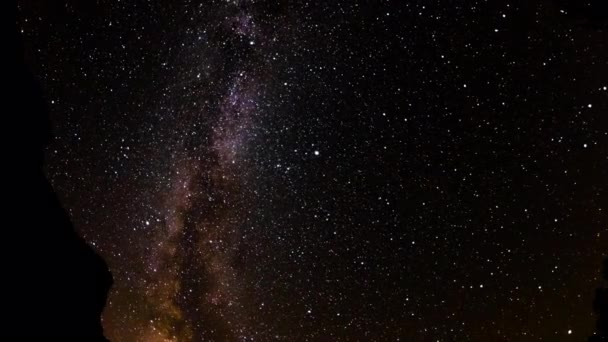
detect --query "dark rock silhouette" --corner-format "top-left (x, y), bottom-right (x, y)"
top-left (590, 258), bottom-right (608, 342)
top-left (5, 2), bottom-right (112, 340)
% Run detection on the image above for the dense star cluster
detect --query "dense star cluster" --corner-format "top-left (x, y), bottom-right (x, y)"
top-left (18, 1), bottom-right (607, 341)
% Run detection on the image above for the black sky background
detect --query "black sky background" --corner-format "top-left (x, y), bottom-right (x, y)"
top-left (18, 1), bottom-right (607, 341)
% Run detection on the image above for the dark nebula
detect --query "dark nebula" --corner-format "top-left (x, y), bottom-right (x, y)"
top-left (17, 1), bottom-right (607, 341)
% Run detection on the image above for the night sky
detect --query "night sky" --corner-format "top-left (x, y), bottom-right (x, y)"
top-left (18, 1), bottom-right (607, 341)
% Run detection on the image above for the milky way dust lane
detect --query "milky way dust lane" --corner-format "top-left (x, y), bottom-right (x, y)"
top-left (138, 4), bottom-right (290, 341)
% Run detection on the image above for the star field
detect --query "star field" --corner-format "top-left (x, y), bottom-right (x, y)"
top-left (18, 1), bottom-right (607, 341)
